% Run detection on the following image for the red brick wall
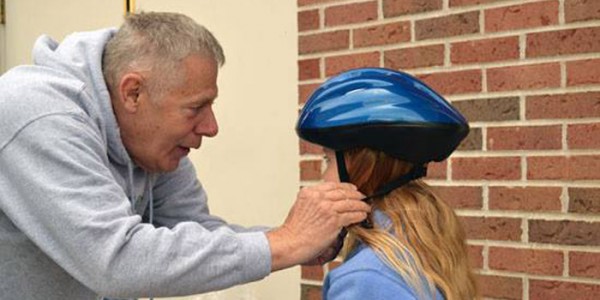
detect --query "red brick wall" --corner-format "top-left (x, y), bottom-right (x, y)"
top-left (297, 0), bottom-right (600, 299)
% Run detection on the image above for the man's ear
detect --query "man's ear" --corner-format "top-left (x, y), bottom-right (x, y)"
top-left (118, 73), bottom-right (145, 113)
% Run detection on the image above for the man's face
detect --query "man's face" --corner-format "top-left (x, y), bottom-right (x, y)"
top-left (123, 54), bottom-right (219, 172)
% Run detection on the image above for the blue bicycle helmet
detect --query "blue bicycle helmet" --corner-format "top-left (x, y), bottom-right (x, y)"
top-left (297, 68), bottom-right (468, 203)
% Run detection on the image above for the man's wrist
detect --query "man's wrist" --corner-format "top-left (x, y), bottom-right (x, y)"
top-left (265, 226), bottom-right (302, 272)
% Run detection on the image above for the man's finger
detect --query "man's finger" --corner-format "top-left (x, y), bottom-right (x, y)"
top-left (339, 211), bottom-right (369, 227)
top-left (332, 199), bottom-right (371, 214)
top-left (311, 182), bottom-right (339, 191)
top-left (313, 182), bottom-right (358, 192)
top-left (338, 182), bottom-right (358, 190)
top-left (324, 188), bottom-right (364, 201)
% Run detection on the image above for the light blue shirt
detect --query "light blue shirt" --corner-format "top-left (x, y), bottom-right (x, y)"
top-left (323, 211), bottom-right (445, 300)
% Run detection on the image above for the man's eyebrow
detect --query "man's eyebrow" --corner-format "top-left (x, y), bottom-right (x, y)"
top-left (188, 95), bottom-right (217, 105)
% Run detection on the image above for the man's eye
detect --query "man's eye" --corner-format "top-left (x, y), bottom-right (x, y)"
top-left (323, 155), bottom-right (330, 163)
top-left (189, 106), bottom-right (202, 113)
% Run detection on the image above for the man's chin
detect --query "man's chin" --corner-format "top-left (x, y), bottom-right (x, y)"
top-left (159, 160), bottom-right (182, 173)
top-left (155, 148), bottom-right (191, 172)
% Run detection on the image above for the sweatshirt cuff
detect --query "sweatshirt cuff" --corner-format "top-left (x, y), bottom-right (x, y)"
top-left (237, 231), bottom-right (272, 281)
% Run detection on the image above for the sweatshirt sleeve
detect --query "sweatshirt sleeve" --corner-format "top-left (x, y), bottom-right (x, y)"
top-left (151, 158), bottom-right (269, 233)
top-left (0, 113), bottom-right (271, 298)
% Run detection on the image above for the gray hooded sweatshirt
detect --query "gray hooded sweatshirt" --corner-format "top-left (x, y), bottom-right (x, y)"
top-left (0, 28), bottom-right (271, 299)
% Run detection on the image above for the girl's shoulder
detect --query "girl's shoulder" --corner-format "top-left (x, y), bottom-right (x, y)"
top-left (329, 245), bottom-right (405, 284)
top-left (324, 245), bottom-right (445, 300)
top-left (324, 246), bottom-right (417, 299)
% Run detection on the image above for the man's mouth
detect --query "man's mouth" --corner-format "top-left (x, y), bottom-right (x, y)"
top-left (177, 146), bottom-right (191, 156)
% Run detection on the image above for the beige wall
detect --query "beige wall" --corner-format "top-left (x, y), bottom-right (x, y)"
top-left (3, 0), bottom-right (299, 299)
top-left (135, 1), bottom-right (300, 299)
top-left (0, 23), bottom-right (5, 73)
top-left (0, 2), bottom-right (5, 72)
top-left (3, 0), bottom-right (123, 69)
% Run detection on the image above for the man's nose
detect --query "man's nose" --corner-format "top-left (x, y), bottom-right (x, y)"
top-left (194, 107), bottom-right (219, 137)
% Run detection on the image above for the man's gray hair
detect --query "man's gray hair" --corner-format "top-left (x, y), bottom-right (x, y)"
top-left (102, 12), bottom-right (225, 99)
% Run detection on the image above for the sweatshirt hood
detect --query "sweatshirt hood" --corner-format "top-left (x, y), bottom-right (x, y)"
top-left (32, 28), bottom-right (131, 166)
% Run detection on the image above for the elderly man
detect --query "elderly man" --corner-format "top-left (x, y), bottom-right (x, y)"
top-left (0, 12), bottom-right (369, 299)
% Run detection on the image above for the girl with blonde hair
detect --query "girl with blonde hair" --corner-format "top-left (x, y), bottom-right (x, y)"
top-left (297, 68), bottom-right (479, 300)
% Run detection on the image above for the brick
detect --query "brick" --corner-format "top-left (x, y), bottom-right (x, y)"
top-left (468, 245), bottom-right (484, 268)
top-left (457, 127), bottom-right (482, 151)
top-left (487, 125), bottom-right (562, 150)
top-left (489, 186), bottom-right (562, 212)
top-left (299, 59), bottom-right (320, 81)
top-left (570, 252), bottom-right (600, 279)
top-left (353, 21), bottom-right (411, 48)
top-left (529, 220), bottom-right (600, 246)
top-left (450, 0), bottom-right (511, 7)
top-left (528, 155), bottom-right (600, 180)
top-left (451, 36), bottom-right (520, 64)
top-left (299, 30), bottom-right (350, 54)
top-left (298, 9), bottom-right (319, 32)
top-left (527, 156), bottom-right (567, 180)
top-left (300, 139), bottom-right (324, 155)
top-left (461, 216), bottom-right (522, 241)
top-left (530, 280), bottom-right (600, 300)
top-left (478, 274), bottom-right (522, 300)
top-left (489, 247), bottom-right (563, 275)
top-left (452, 157), bottom-right (521, 180)
top-left (451, 97), bottom-right (520, 122)
top-left (569, 188), bottom-right (600, 214)
top-left (415, 11), bottom-right (480, 41)
top-left (298, 0), bottom-right (339, 6)
top-left (565, 0), bottom-right (600, 23)
top-left (432, 185), bottom-right (482, 209)
top-left (568, 123), bottom-right (600, 149)
top-left (526, 92), bottom-right (600, 120)
top-left (426, 161), bottom-right (447, 180)
top-left (485, 1), bottom-right (559, 33)
top-left (324, 52), bottom-right (380, 76)
top-left (383, 0), bottom-right (443, 18)
top-left (325, 1), bottom-right (378, 27)
top-left (301, 265), bottom-right (325, 280)
top-left (527, 26), bottom-right (600, 58)
top-left (487, 63), bottom-right (561, 92)
top-left (417, 69), bottom-right (482, 95)
top-left (567, 58), bottom-right (600, 86)
top-left (384, 44), bottom-right (444, 70)
top-left (301, 160), bottom-right (322, 181)
top-left (300, 284), bottom-right (322, 300)
top-left (299, 83), bottom-right (321, 104)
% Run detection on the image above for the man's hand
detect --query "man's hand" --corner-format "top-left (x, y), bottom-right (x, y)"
top-left (303, 228), bottom-right (347, 266)
top-left (266, 182), bottom-right (370, 271)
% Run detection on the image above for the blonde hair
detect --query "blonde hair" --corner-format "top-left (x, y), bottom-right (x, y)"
top-left (341, 148), bottom-right (479, 300)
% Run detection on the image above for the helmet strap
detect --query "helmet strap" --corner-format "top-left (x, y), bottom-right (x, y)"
top-left (335, 150), bottom-right (350, 182)
top-left (363, 164), bottom-right (428, 202)
top-left (334, 151), bottom-right (427, 229)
